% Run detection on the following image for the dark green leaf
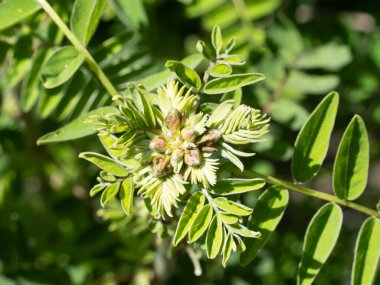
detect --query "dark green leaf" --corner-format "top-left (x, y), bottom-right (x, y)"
top-left (240, 186), bottom-right (289, 266)
top-left (79, 152), bottom-right (129, 177)
top-left (173, 192), bottom-right (205, 246)
top-left (210, 178), bottom-right (265, 196)
top-left (333, 115), bottom-right (369, 200)
top-left (40, 46), bottom-right (84, 89)
top-left (37, 107), bottom-right (118, 144)
top-left (71, 0), bottom-right (106, 45)
top-left (297, 203), bottom-right (343, 285)
top-left (292, 92), bottom-right (339, 182)
top-left (204, 73), bottom-right (265, 95)
top-left (165, 60), bottom-right (201, 90)
top-left (352, 217), bottom-right (380, 285)
top-left (0, 0), bottom-right (40, 31)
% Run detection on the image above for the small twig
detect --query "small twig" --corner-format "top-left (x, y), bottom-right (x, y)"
top-left (185, 246), bottom-right (202, 276)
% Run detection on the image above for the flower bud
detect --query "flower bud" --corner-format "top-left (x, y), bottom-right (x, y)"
top-left (153, 156), bottom-right (173, 177)
top-left (171, 149), bottom-right (184, 161)
top-left (181, 127), bottom-right (197, 143)
top-left (165, 109), bottom-right (182, 130)
top-left (184, 149), bottom-right (201, 166)
top-left (198, 129), bottom-right (221, 146)
top-left (149, 136), bottom-right (167, 153)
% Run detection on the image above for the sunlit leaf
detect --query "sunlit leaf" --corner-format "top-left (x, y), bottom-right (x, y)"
top-left (165, 60), bottom-right (201, 91)
top-left (79, 152), bottom-right (129, 177)
top-left (210, 63), bottom-right (232, 78)
top-left (214, 197), bottom-right (252, 216)
top-left (100, 182), bottom-right (120, 207)
top-left (333, 115), bottom-right (369, 200)
top-left (189, 204), bottom-right (213, 243)
top-left (120, 177), bottom-right (134, 215)
top-left (297, 203), bottom-right (343, 285)
top-left (292, 92), bottom-right (339, 182)
top-left (211, 25), bottom-right (223, 55)
top-left (206, 216), bottom-right (224, 259)
top-left (210, 178), bottom-right (265, 196)
top-left (0, 0), bottom-right (40, 31)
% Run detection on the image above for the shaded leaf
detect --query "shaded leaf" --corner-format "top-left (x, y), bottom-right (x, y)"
top-left (333, 115), bottom-right (369, 200)
top-left (71, 0), bottom-right (106, 45)
top-left (222, 232), bottom-right (234, 267)
top-left (297, 203), bottom-right (343, 285)
top-left (352, 217), bottom-right (380, 285)
top-left (292, 92), bottom-right (339, 182)
top-left (204, 73), bottom-right (265, 95)
top-left (40, 46), bottom-right (84, 89)
top-left (112, 0), bottom-right (148, 29)
top-left (173, 192), bottom-right (205, 246)
top-left (286, 71), bottom-right (339, 95)
top-left (0, 0), bottom-right (40, 31)
top-left (210, 178), bottom-right (265, 196)
top-left (240, 186), bottom-right (289, 266)
top-left (37, 107), bottom-right (118, 144)
top-left (79, 152), bottom-right (129, 177)
top-left (189, 204), bottom-right (213, 243)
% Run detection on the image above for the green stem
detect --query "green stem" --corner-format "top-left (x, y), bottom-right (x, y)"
top-left (243, 170), bottom-right (380, 218)
top-left (36, 0), bottom-right (119, 97)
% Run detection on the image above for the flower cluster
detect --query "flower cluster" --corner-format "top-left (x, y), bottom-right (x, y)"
top-left (83, 80), bottom-right (269, 219)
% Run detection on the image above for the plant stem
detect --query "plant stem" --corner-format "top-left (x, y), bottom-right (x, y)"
top-left (36, 0), bottom-right (119, 97)
top-left (243, 170), bottom-right (380, 218)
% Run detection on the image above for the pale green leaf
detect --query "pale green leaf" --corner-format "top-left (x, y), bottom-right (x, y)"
top-left (100, 182), bottom-right (120, 207)
top-left (297, 203), bottom-right (343, 285)
top-left (165, 60), bottom-right (201, 90)
top-left (0, 0), bottom-right (40, 31)
top-left (223, 55), bottom-right (245, 66)
top-left (210, 178), bottom-right (265, 196)
top-left (189, 204), bottom-right (213, 243)
top-left (214, 197), bottom-right (252, 216)
top-left (71, 0), bottom-right (106, 45)
top-left (120, 178), bottom-right (134, 215)
top-left (333, 115), bottom-right (369, 200)
top-left (222, 232), bottom-right (234, 267)
top-left (173, 192), bottom-right (205, 246)
top-left (211, 25), bottom-right (223, 55)
top-left (219, 213), bottom-right (239, 224)
top-left (240, 186), bottom-right (289, 266)
top-left (210, 63), bottom-right (232, 78)
top-left (37, 107), bottom-right (118, 144)
top-left (296, 43), bottom-right (352, 71)
top-left (206, 99), bottom-right (234, 128)
top-left (221, 148), bottom-right (244, 171)
top-left (89, 184), bottom-right (105, 197)
top-left (206, 216), bottom-right (224, 259)
top-left (271, 99), bottom-right (309, 131)
top-left (229, 224), bottom-right (261, 238)
top-left (352, 217), bottom-right (380, 285)
top-left (292, 92), bottom-right (339, 182)
top-left (204, 73), bottom-right (265, 95)
top-left (79, 152), bottom-right (129, 177)
top-left (130, 85), bottom-right (156, 128)
top-left (40, 46), bottom-right (84, 89)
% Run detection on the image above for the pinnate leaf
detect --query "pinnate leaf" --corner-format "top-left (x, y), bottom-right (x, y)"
top-left (297, 203), bottom-right (343, 285)
top-left (292, 92), bottom-right (339, 182)
top-left (333, 115), bottom-right (369, 200)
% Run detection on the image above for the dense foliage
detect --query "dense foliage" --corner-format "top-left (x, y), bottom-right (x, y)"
top-left (1, 0), bottom-right (379, 284)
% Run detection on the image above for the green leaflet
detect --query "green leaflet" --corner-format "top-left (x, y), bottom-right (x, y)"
top-left (130, 85), bottom-right (156, 128)
top-left (100, 182), bottom-right (120, 207)
top-left (221, 148), bottom-right (244, 171)
top-left (292, 92), bottom-right (339, 182)
top-left (352, 217), bottom-right (380, 285)
top-left (206, 216), bottom-right (224, 259)
top-left (0, 0), bottom-right (40, 31)
top-left (206, 99), bottom-right (234, 128)
top-left (100, 171), bottom-right (116, 182)
top-left (286, 71), bottom-right (340, 95)
top-left (210, 178), bottom-right (265, 196)
top-left (229, 224), bottom-right (260, 238)
top-left (223, 55), bottom-right (245, 66)
top-left (209, 63), bottom-right (232, 78)
top-left (89, 184), bottom-right (105, 197)
top-left (40, 46), bottom-right (85, 89)
top-left (333, 115), bottom-right (369, 200)
top-left (240, 186), bottom-right (289, 266)
top-left (203, 73), bottom-right (265, 95)
top-left (71, 0), bottom-right (106, 45)
top-left (112, 0), bottom-right (148, 30)
top-left (188, 204), bottom-right (213, 243)
top-left (297, 203), bottom-right (343, 285)
top-left (37, 107), bottom-right (118, 144)
top-left (173, 192), bottom-right (205, 246)
top-left (211, 25), bottom-right (223, 55)
top-left (214, 197), bottom-right (252, 216)
top-left (165, 60), bottom-right (202, 91)
top-left (79, 152), bottom-right (129, 177)
top-left (120, 178), bottom-right (134, 215)
top-left (222, 233), bottom-right (234, 267)
top-left (219, 213), bottom-right (239, 224)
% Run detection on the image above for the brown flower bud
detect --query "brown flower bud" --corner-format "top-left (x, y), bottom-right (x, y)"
top-left (153, 156), bottom-right (173, 177)
top-left (171, 149), bottom-right (184, 161)
top-left (165, 109), bottom-right (182, 130)
top-left (181, 127), bottom-right (197, 143)
top-left (149, 136), bottom-right (167, 153)
top-left (184, 149), bottom-right (201, 166)
top-left (198, 129), bottom-right (221, 146)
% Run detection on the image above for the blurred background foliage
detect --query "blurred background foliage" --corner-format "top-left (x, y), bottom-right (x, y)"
top-left (0, 0), bottom-right (379, 284)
